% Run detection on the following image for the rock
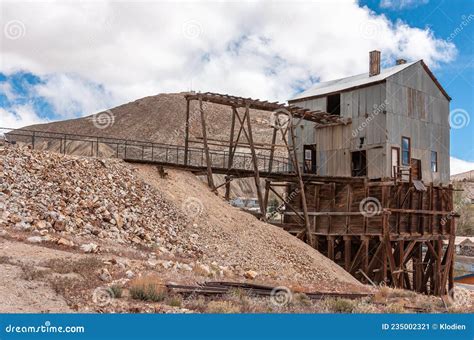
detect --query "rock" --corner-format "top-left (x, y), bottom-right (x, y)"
top-left (53, 220), bottom-right (65, 231)
top-left (57, 238), bottom-right (74, 247)
top-left (161, 261), bottom-right (173, 269)
top-left (15, 222), bottom-right (32, 231)
top-left (147, 259), bottom-right (158, 267)
top-left (244, 270), bottom-right (258, 280)
top-left (181, 263), bottom-right (193, 271)
top-left (98, 268), bottom-right (112, 282)
top-left (125, 270), bottom-right (135, 279)
top-left (196, 263), bottom-right (211, 275)
top-left (35, 220), bottom-right (47, 229)
top-left (114, 214), bottom-right (124, 228)
top-left (26, 236), bottom-right (43, 243)
top-left (80, 243), bottom-right (98, 253)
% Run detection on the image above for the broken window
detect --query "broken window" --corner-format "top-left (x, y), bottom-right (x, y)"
top-left (327, 93), bottom-right (341, 115)
top-left (351, 151), bottom-right (367, 177)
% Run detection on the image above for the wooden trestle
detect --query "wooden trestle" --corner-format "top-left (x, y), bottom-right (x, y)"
top-left (277, 179), bottom-right (457, 295)
top-left (184, 92), bottom-right (456, 296)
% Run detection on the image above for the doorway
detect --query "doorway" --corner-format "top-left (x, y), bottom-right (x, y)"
top-left (411, 158), bottom-right (422, 180)
top-left (351, 151), bottom-right (367, 177)
top-left (303, 144), bottom-right (317, 174)
top-left (391, 147), bottom-right (400, 177)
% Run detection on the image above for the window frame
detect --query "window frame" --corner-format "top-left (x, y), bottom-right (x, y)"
top-left (401, 136), bottom-right (411, 166)
top-left (431, 151), bottom-right (438, 172)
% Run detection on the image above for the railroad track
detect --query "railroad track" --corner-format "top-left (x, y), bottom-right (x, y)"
top-left (166, 281), bottom-right (373, 300)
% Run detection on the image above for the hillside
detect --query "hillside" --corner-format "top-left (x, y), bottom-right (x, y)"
top-left (0, 144), bottom-right (372, 312)
top-left (23, 92), bottom-right (284, 151)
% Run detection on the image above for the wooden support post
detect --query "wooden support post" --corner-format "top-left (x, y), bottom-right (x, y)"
top-left (198, 95), bottom-right (215, 190)
top-left (287, 114), bottom-right (312, 245)
top-left (225, 108), bottom-right (236, 200)
top-left (434, 239), bottom-right (443, 295)
top-left (327, 236), bottom-right (335, 261)
top-left (344, 236), bottom-right (352, 271)
top-left (184, 99), bottom-right (190, 166)
top-left (243, 104), bottom-right (266, 220)
top-left (267, 125), bottom-right (278, 173)
top-left (413, 242), bottom-right (423, 292)
top-left (362, 236), bottom-right (369, 277)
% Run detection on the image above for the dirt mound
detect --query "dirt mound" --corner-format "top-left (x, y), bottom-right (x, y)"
top-left (22, 92), bottom-right (281, 149)
top-left (1, 145), bottom-right (364, 293)
top-left (135, 164), bottom-right (364, 292)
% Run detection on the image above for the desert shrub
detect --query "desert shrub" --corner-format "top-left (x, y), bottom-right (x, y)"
top-left (166, 295), bottom-right (183, 308)
top-left (385, 302), bottom-right (406, 313)
top-left (185, 296), bottom-right (207, 313)
top-left (206, 300), bottom-right (241, 313)
top-left (327, 298), bottom-right (355, 313)
top-left (110, 285), bottom-right (123, 299)
top-left (292, 293), bottom-right (312, 307)
top-left (49, 277), bottom-right (78, 295)
top-left (129, 276), bottom-right (167, 302)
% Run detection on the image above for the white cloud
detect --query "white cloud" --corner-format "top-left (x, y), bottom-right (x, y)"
top-left (380, 0), bottom-right (429, 10)
top-left (34, 74), bottom-right (115, 118)
top-left (450, 157), bottom-right (474, 175)
top-left (0, 104), bottom-right (48, 128)
top-left (0, 0), bottom-right (456, 111)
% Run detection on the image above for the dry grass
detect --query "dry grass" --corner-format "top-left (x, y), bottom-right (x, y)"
top-left (110, 285), bottom-right (123, 299)
top-left (45, 257), bottom-right (103, 276)
top-left (129, 275), bottom-right (167, 302)
top-left (165, 295), bottom-right (183, 308)
top-left (323, 298), bottom-right (356, 313)
top-left (206, 300), bottom-right (241, 313)
top-left (21, 265), bottom-right (50, 281)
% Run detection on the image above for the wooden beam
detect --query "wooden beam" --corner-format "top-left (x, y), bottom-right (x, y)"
top-left (225, 108), bottom-right (237, 200)
top-left (344, 236), bottom-right (352, 271)
top-left (184, 98), bottom-right (190, 165)
top-left (199, 95), bottom-right (215, 190)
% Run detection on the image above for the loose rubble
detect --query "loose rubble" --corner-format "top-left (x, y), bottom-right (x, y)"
top-left (1, 145), bottom-right (191, 256)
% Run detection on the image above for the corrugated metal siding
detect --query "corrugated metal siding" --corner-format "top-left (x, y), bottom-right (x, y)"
top-left (385, 62), bottom-right (450, 184)
top-left (289, 62), bottom-right (449, 183)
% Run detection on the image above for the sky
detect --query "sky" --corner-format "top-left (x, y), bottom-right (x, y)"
top-left (0, 0), bottom-right (473, 174)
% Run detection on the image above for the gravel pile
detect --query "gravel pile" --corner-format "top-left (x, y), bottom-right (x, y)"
top-left (0, 145), bottom-right (191, 254)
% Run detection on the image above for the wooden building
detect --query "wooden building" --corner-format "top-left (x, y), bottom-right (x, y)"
top-left (288, 50), bottom-right (451, 184)
top-left (278, 52), bottom-right (456, 296)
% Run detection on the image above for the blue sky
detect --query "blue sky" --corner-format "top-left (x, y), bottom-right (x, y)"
top-left (0, 0), bottom-right (473, 173)
top-left (360, 0), bottom-right (474, 166)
